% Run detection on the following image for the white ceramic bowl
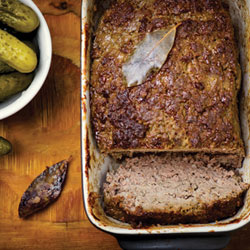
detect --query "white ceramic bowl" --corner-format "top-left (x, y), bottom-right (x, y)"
top-left (0, 0), bottom-right (52, 120)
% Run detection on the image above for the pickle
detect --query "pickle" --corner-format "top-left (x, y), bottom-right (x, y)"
top-left (0, 136), bottom-right (12, 156)
top-left (0, 29), bottom-right (37, 73)
top-left (0, 60), bottom-right (14, 73)
top-left (22, 40), bottom-right (37, 54)
top-left (0, 0), bottom-right (39, 33)
top-left (0, 21), bottom-right (37, 41)
top-left (0, 41), bottom-right (38, 73)
top-left (0, 72), bottom-right (34, 101)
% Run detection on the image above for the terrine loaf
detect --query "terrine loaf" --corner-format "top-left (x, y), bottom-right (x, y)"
top-left (103, 154), bottom-right (249, 227)
top-left (91, 0), bottom-right (244, 155)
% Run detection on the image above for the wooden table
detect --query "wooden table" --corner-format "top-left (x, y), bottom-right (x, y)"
top-left (0, 1), bottom-right (249, 249)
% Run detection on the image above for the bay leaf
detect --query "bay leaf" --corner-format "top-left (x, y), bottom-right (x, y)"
top-left (122, 24), bottom-right (179, 87)
top-left (18, 157), bottom-right (72, 218)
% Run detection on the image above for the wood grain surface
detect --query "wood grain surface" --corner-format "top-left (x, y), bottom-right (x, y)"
top-left (0, 1), bottom-right (249, 249)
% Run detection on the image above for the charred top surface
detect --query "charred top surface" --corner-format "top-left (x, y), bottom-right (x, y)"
top-left (90, 0), bottom-right (244, 155)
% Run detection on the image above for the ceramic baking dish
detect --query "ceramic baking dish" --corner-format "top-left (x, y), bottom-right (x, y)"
top-left (81, 0), bottom-right (250, 240)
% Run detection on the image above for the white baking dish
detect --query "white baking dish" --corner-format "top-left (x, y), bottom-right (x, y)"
top-left (81, 0), bottom-right (250, 236)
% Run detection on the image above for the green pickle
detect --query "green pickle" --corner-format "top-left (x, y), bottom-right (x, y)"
top-left (0, 72), bottom-right (34, 101)
top-left (0, 1), bottom-right (39, 101)
top-left (0, 136), bottom-right (12, 156)
top-left (0, 29), bottom-right (37, 73)
top-left (0, 0), bottom-right (39, 33)
top-left (22, 40), bottom-right (38, 54)
top-left (0, 60), bottom-right (14, 73)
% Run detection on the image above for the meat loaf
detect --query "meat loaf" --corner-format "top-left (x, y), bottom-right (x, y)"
top-left (91, 0), bottom-right (244, 156)
top-left (103, 154), bottom-right (249, 227)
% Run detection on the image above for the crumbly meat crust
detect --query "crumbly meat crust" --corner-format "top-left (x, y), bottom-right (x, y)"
top-left (90, 0), bottom-right (244, 155)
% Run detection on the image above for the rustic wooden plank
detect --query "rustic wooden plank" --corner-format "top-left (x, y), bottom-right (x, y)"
top-left (0, 219), bottom-right (120, 250)
top-left (33, 0), bottom-right (81, 17)
top-left (0, 1), bottom-right (120, 248)
top-left (0, 1), bottom-right (249, 249)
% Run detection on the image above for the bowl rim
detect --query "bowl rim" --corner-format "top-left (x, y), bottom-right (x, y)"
top-left (0, 0), bottom-right (52, 120)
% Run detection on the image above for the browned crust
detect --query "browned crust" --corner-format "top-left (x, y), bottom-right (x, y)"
top-left (90, 0), bottom-right (244, 155)
top-left (104, 191), bottom-right (247, 228)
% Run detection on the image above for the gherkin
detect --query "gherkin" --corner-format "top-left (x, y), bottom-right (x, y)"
top-left (0, 0), bottom-right (39, 33)
top-left (0, 136), bottom-right (12, 156)
top-left (0, 72), bottom-right (34, 102)
top-left (0, 29), bottom-right (37, 73)
top-left (0, 60), bottom-right (15, 73)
